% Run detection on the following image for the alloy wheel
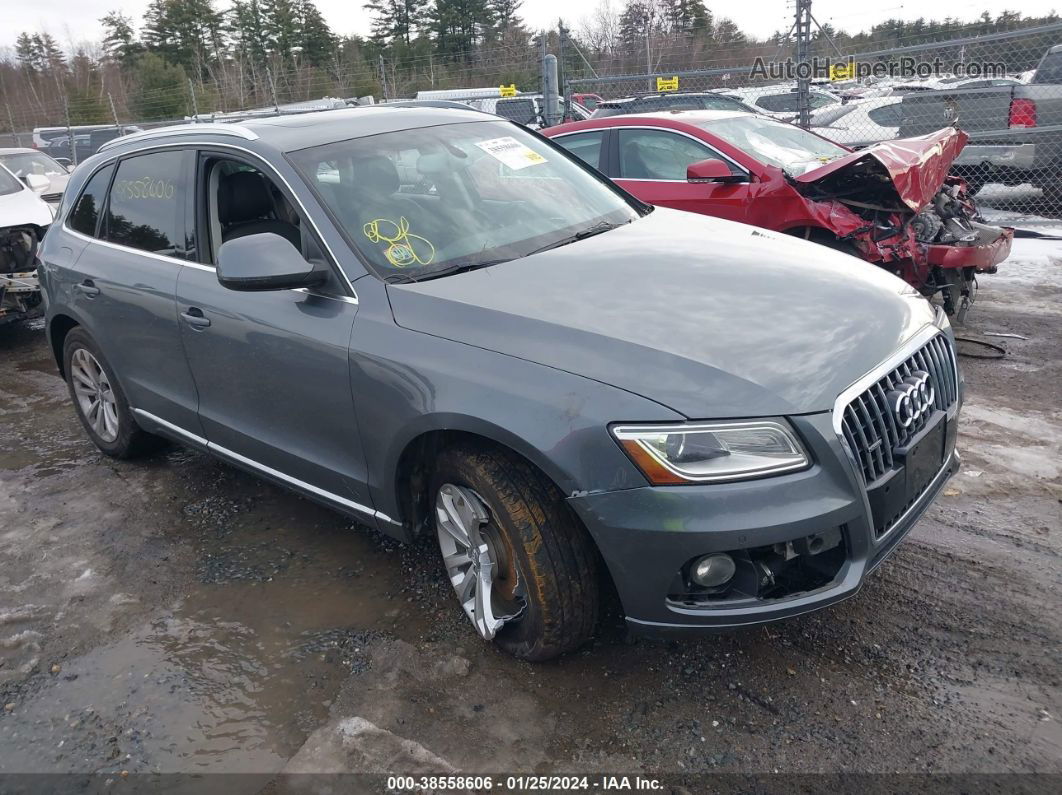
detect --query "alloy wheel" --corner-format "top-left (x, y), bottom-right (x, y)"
top-left (435, 483), bottom-right (524, 640)
top-left (70, 348), bottom-right (120, 443)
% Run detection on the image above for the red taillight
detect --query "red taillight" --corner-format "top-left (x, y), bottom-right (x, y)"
top-left (1008, 98), bottom-right (1037, 128)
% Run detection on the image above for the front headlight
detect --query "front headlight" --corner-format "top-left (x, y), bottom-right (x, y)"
top-left (934, 303), bottom-right (951, 331)
top-left (612, 420), bottom-right (810, 485)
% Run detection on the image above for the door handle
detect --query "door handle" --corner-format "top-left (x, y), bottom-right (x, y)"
top-left (180, 307), bottom-right (211, 329)
top-left (75, 279), bottom-right (100, 298)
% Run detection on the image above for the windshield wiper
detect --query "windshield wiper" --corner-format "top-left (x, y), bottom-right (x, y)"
top-left (408, 259), bottom-right (511, 282)
top-left (525, 219), bottom-right (629, 257)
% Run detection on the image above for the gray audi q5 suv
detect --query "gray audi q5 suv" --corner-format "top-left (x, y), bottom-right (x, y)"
top-left (38, 107), bottom-right (961, 660)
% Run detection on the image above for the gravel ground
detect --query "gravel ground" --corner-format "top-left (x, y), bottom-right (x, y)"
top-left (0, 238), bottom-right (1059, 787)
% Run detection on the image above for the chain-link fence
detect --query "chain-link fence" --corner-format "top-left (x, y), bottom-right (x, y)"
top-left (565, 21), bottom-right (1062, 221)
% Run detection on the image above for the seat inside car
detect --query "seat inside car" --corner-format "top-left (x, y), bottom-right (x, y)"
top-left (218, 170), bottom-right (302, 249)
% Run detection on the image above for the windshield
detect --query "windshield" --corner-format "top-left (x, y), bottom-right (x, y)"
top-left (0, 152), bottom-right (66, 179)
top-left (0, 165), bottom-right (24, 195)
top-left (698, 115), bottom-right (848, 173)
top-left (289, 120), bottom-right (641, 280)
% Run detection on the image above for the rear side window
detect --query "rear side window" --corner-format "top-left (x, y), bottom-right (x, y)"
top-left (68, 164), bottom-right (115, 236)
top-left (104, 151), bottom-right (185, 256)
top-left (554, 131), bottom-right (605, 169)
top-left (757, 93), bottom-right (799, 112)
top-left (495, 98), bottom-right (537, 125)
top-left (1033, 51), bottom-right (1062, 84)
top-left (868, 103), bottom-right (902, 127)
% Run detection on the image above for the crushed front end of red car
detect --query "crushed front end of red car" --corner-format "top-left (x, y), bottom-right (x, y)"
top-left (792, 128), bottom-right (1013, 320)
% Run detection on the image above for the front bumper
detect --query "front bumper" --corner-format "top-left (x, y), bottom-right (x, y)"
top-left (926, 227), bottom-right (1013, 272)
top-left (568, 410), bottom-right (960, 635)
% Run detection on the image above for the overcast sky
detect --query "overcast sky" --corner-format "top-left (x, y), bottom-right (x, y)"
top-left (3, 0), bottom-right (1060, 54)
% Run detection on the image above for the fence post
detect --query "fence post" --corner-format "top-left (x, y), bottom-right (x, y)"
top-left (63, 97), bottom-right (76, 166)
top-left (4, 104), bottom-right (20, 147)
top-left (107, 92), bottom-right (122, 135)
top-left (266, 67), bottom-right (280, 113)
top-left (543, 54), bottom-right (560, 127)
top-left (795, 0), bottom-right (812, 128)
top-left (188, 79), bottom-right (200, 119)
top-left (378, 55), bottom-right (389, 102)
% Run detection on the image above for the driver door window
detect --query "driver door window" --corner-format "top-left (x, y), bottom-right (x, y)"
top-left (617, 129), bottom-right (731, 181)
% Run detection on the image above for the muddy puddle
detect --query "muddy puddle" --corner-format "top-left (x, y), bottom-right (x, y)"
top-left (1, 496), bottom-right (437, 774)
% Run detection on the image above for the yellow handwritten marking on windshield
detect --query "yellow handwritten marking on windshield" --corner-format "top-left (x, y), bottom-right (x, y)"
top-left (362, 217), bottom-right (435, 268)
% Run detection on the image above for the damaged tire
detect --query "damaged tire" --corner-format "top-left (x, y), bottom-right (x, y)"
top-left (430, 443), bottom-right (599, 661)
top-left (63, 328), bottom-right (164, 458)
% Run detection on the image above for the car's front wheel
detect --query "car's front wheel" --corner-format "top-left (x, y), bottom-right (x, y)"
top-left (63, 328), bottom-right (164, 458)
top-left (430, 444), bottom-right (599, 661)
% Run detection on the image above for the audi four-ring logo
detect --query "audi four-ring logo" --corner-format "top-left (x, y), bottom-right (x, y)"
top-left (887, 371), bottom-right (935, 428)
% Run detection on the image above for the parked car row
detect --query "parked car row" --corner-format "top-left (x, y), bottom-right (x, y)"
top-left (34, 105), bottom-right (964, 661)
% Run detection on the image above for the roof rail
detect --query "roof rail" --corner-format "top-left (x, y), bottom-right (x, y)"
top-left (98, 123), bottom-right (259, 152)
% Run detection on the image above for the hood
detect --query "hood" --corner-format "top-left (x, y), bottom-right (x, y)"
top-left (0, 186), bottom-right (53, 228)
top-left (387, 209), bottom-right (935, 418)
top-left (795, 127), bottom-right (968, 211)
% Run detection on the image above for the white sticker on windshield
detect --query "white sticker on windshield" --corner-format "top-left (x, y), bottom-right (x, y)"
top-left (475, 136), bottom-right (547, 170)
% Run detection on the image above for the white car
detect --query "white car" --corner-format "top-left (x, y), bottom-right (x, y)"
top-left (720, 85), bottom-right (841, 120)
top-left (810, 97), bottom-right (903, 148)
top-left (0, 147), bottom-right (70, 207)
top-left (0, 162), bottom-right (51, 326)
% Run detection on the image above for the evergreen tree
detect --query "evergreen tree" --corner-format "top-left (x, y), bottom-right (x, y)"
top-left (228, 0), bottom-right (269, 64)
top-left (299, 1), bottom-right (337, 66)
top-left (425, 0), bottom-right (495, 61)
top-left (364, 0), bottom-right (426, 48)
top-left (142, 0), bottom-right (224, 79)
top-left (128, 51), bottom-right (189, 118)
top-left (101, 11), bottom-right (144, 68)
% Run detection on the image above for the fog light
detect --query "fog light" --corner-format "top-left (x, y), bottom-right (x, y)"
top-left (691, 553), bottom-right (736, 588)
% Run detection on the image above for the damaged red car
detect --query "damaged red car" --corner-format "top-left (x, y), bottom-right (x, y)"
top-left (545, 111), bottom-right (1012, 320)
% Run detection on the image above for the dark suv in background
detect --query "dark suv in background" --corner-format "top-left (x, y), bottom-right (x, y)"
top-left (39, 107), bottom-right (961, 660)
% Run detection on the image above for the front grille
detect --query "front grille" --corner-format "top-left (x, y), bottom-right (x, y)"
top-left (41, 193), bottom-right (62, 203)
top-left (839, 334), bottom-right (958, 485)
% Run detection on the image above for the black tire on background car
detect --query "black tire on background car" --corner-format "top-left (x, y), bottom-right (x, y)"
top-left (62, 327), bottom-right (164, 458)
top-left (430, 443), bottom-right (599, 661)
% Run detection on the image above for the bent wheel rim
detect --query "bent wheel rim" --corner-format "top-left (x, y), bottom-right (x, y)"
top-left (435, 483), bottom-right (524, 640)
top-left (70, 348), bottom-right (119, 443)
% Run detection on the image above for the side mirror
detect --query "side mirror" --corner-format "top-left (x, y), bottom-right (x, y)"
top-left (26, 173), bottom-right (49, 193)
top-left (687, 158), bottom-right (743, 183)
top-left (217, 233), bottom-right (327, 292)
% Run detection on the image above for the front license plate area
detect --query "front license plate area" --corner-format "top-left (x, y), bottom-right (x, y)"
top-left (866, 413), bottom-right (946, 538)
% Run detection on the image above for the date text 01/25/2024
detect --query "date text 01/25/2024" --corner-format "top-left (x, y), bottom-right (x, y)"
top-left (386, 774), bottom-right (665, 791)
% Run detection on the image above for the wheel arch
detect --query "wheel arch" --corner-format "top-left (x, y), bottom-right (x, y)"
top-left (48, 313), bottom-right (80, 377)
top-left (389, 416), bottom-right (582, 540)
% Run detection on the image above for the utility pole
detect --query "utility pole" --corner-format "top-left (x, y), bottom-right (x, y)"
top-left (794, 0), bottom-right (813, 128)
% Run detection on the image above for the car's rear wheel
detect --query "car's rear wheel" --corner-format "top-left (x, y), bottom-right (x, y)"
top-left (430, 444), bottom-right (599, 661)
top-left (63, 328), bottom-right (164, 458)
